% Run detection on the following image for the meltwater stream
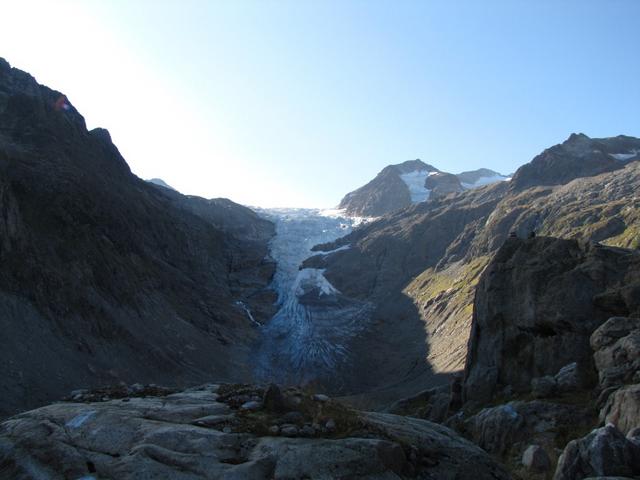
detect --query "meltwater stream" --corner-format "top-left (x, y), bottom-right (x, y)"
top-left (253, 208), bottom-right (373, 387)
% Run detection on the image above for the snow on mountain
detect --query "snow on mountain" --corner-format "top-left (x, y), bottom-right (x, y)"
top-left (399, 170), bottom-right (438, 203)
top-left (460, 173), bottom-right (510, 189)
top-left (609, 149), bottom-right (640, 161)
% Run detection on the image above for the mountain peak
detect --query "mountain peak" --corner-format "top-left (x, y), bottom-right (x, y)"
top-left (510, 134), bottom-right (640, 190)
top-left (391, 159), bottom-right (439, 174)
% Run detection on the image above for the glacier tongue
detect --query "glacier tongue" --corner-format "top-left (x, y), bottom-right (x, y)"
top-left (254, 208), bottom-right (372, 385)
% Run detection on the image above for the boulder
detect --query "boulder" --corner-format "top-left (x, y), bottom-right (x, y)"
top-left (591, 317), bottom-right (640, 389)
top-left (0, 383), bottom-right (510, 480)
top-left (522, 444), bottom-right (551, 472)
top-left (465, 400), bottom-right (596, 457)
top-left (600, 384), bottom-right (640, 435)
top-left (386, 384), bottom-right (452, 423)
top-left (553, 424), bottom-right (640, 480)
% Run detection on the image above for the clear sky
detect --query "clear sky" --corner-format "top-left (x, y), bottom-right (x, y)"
top-left (2, 1), bottom-right (639, 207)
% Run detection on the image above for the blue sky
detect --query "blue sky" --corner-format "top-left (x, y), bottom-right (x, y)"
top-left (2, 1), bottom-right (639, 207)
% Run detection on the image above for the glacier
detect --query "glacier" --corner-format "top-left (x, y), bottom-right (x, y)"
top-left (399, 170), bottom-right (437, 203)
top-left (253, 208), bottom-right (373, 386)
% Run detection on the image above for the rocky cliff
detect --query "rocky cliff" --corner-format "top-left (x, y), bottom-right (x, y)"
top-left (464, 237), bottom-right (640, 405)
top-left (0, 58), bottom-right (276, 418)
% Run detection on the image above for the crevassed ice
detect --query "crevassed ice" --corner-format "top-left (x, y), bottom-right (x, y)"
top-left (254, 208), bottom-right (371, 384)
top-left (399, 170), bottom-right (436, 203)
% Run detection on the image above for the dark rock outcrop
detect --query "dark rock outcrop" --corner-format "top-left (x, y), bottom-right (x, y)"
top-left (0, 383), bottom-right (510, 480)
top-left (463, 238), bottom-right (640, 405)
top-left (424, 171), bottom-right (464, 197)
top-left (0, 58), bottom-right (276, 418)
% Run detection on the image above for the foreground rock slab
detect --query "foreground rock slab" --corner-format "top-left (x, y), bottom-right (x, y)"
top-left (0, 384), bottom-right (509, 479)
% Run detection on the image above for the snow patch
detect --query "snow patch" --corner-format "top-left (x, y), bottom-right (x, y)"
top-left (234, 301), bottom-right (261, 326)
top-left (316, 244), bottom-right (351, 255)
top-left (609, 150), bottom-right (640, 161)
top-left (461, 174), bottom-right (510, 189)
top-left (399, 170), bottom-right (433, 203)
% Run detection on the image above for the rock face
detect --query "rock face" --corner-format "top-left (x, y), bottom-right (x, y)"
top-left (0, 58), bottom-right (276, 418)
top-left (464, 238), bottom-right (640, 405)
top-left (601, 384), bottom-right (640, 436)
top-left (509, 132), bottom-right (640, 191)
top-left (590, 317), bottom-right (640, 436)
top-left (0, 384), bottom-right (510, 480)
top-left (591, 317), bottom-right (640, 389)
top-left (424, 171), bottom-right (464, 198)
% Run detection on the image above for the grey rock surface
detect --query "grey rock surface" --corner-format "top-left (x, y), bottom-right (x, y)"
top-left (601, 384), bottom-right (640, 436)
top-left (591, 317), bottom-right (640, 389)
top-left (0, 383), bottom-right (510, 480)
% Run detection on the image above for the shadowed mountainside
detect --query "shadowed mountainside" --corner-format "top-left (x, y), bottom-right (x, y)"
top-left (0, 58), bottom-right (276, 418)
